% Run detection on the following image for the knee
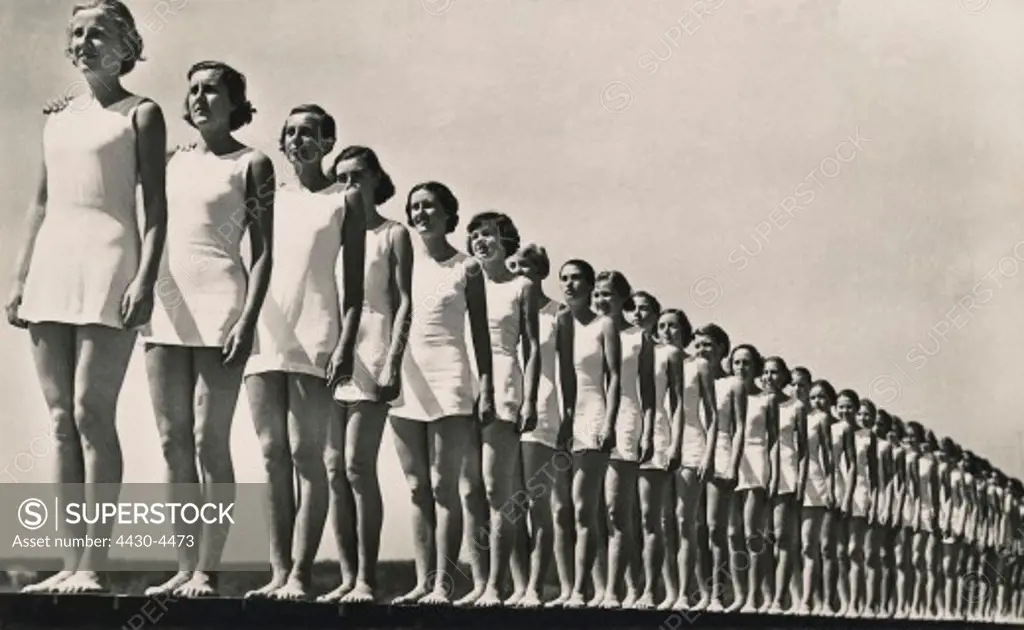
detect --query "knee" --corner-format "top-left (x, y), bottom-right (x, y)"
top-left (836, 541), bottom-right (850, 563)
top-left (256, 433), bottom-right (290, 475)
top-left (848, 541), bottom-right (864, 563)
top-left (324, 446), bottom-right (345, 483)
top-left (406, 474), bottom-right (433, 508)
top-left (49, 407), bottom-right (77, 444)
top-left (431, 474), bottom-right (460, 510)
top-left (158, 423), bottom-right (195, 466)
top-left (290, 438), bottom-right (325, 478)
top-left (72, 398), bottom-right (113, 443)
top-left (344, 451), bottom-right (377, 490)
top-left (877, 545), bottom-right (890, 566)
top-left (802, 537), bottom-right (818, 560)
top-left (194, 431), bottom-right (230, 473)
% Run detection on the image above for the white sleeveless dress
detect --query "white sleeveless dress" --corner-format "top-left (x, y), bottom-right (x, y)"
top-left (831, 421), bottom-right (850, 512)
top-left (571, 316), bottom-right (607, 453)
top-left (245, 183), bottom-right (347, 377)
top-left (335, 219), bottom-right (401, 402)
top-left (736, 393), bottom-right (771, 490)
top-left (611, 328), bottom-right (644, 462)
top-left (21, 95), bottom-right (147, 328)
top-left (918, 453), bottom-right (935, 533)
top-left (775, 397), bottom-right (801, 495)
top-left (484, 275), bottom-right (529, 424)
top-left (389, 250), bottom-right (476, 422)
top-left (521, 300), bottom-right (562, 449)
top-left (679, 357), bottom-right (708, 470)
top-left (640, 343), bottom-right (673, 471)
top-left (143, 147), bottom-right (254, 347)
top-left (851, 429), bottom-right (873, 518)
top-left (902, 449), bottom-right (919, 529)
top-left (802, 411), bottom-right (830, 508)
top-left (711, 375), bottom-right (738, 480)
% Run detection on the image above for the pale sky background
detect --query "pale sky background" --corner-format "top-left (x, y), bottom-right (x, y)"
top-left (2, 0), bottom-right (1024, 561)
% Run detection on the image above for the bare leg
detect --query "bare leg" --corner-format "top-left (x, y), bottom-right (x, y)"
top-left (820, 509), bottom-right (838, 615)
top-left (270, 374), bottom-right (331, 601)
top-left (924, 534), bottom-right (940, 618)
top-left (420, 415), bottom-right (472, 605)
top-left (675, 468), bottom-right (707, 610)
top-left (58, 325), bottom-right (135, 593)
top-left (22, 324), bottom-right (81, 593)
top-left (455, 423), bottom-right (487, 606)
top-left (506, 448), bottom-right (528, 607)
top-left (589, 488), bottom-right (609, 606)
top-left (799, 507), bottom-right (824, 614)
top-left (848, 517), bottom-right (865, 615)
top-left (389, 417), bottom-right (434, 604)
top-left (835, 515), bottom-right (851, 615)
top-left (660, 475), bottom-right (680, 610)
top-left (520, 442), bottom-right (571, 607)
top-left (174, 348), bottom-right (243, 598)
top-left (145, 345), bottom-right (200, 596)
top-left (600, 459), bottom-right (638, 609)
top-left (335, 401), bottom-right (388, 604)
top-left (546, 447), bottom-right (575, 607)
top-left (770, 494), bottom-right (793, 612)
top-left (566, 451), bottom-right (607, 608)
top-left (942, 541), bottom-right (957, 619)
top-left (740, 488), bottom-right (767, 613)
top-left (477, 421), bottom-right (522, 607)
top-left (706, 478), bottom-right (731, 610)
top-left (319, 403), bottom-right (356, 602)
top-left (635, 469), bottom-right (665, 609)
top-left (724, 488), bottom-right (746, 613)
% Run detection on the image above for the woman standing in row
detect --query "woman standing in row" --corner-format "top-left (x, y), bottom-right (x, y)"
top-left (10, 0), bottom-right (168, 594)
top-left (389, 182), bottom-right (493, 606)
top-left (323, 146), bottom-right (412, 605)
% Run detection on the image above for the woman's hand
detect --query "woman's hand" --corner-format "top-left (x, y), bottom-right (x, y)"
top-left (477, 386), bottom-right (496, 427)
top-left (120, 278), bottom-right (154, 329)
top-left (597, 426), bottom-right (616, 454)
top-left (517, 399), bottom-right (538, 434)
top-left (5, 285), bottom-right (26, 329)
top-left (42, 96), bottom-right (70, 115)
top-left (326, 346), bottom-right (354, 389)
top-left (639, 432), bottom-right (654, 465)
top-left (374, 361), bottom-right (401, 403)
top-left (222, 320), bottom-right (256, 368)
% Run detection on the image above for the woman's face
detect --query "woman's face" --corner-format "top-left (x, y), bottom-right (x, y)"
top-left (187, 69), bottom-right (234, 131)
top-left (591, 279), bottom-right (623, 316)
top-left (761, 360), bottom-right (788, 393)
top-left (334, 156), bottom-right (379, 207)
top-left (468, 219), bottom-right (506, 264)
top-left (657, 312), bottom-right (683, 347)
top-left (836, 395), bottom-right (858, 423)
top-left (809, 385), bottom-right (831, 413)
top-left (791, 372), bottom-right (811, 402)
top-left (283, 113), bottom-right (331, 166)
top-left (730, 348), bottom-right (758, 383)
top-left (856, 403), bottom-right (875, 429)
top-left (559, 264), bottom-right (591, 306)
top-left (407, 188), bottom-right (449, 237)
top-left (630, 295), bottom-right (659, 330)
top-left (509, 253), bottom-right (542, 283)
top-left (67, 9), bottom-right (125, 79)
top-left (692, 333), bottom-right (720, 365)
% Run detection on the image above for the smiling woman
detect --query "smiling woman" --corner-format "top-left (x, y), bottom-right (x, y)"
top-left (6, 0), bottom-right (168, 596)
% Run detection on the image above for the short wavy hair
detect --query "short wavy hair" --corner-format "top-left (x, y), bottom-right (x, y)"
top-left (465, 211), bottom-right (521, 257)
top-left (183, 61), bottom-right (256, 131)
top-left (334, 145), bottom-right (396, 205)
top-left (67, 1), bottom-right (144, 76)
top-left (405, 181), bottom-right (459, 233)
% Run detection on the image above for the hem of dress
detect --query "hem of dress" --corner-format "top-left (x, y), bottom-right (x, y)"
top-left (24, 315), bottom-right (127, 329)
top-left (388, 408), bottom-right (475, 422)
top-left (244, 364), bottom-right (327, 379)
top-left (519, 434), bottom-right (560, 450)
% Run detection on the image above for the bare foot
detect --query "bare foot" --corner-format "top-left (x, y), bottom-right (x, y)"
top-left (621, 589), bottom-right (638, 609)
top-left (518, 590), bottom-right (543, 608)
top-left (563, 593), bottom-right (586, 609)
top-left (544, 592), bottom-right (571, 608)
top-left (21, 570), bottom-right (75, 594)
top-left (796, 603), bottom-right (812, 616)
top-left (634, 592), bottom-right (656, 610)
top-left (724, 598), bottom-right (744, 614)
top-left (56, 571), bottom-right (105, 594)
top-left (587, 590), bottom-right (605, 607)
top-left (707, 599), bottom-right (725, 613)
top-left (454, 587), bottom-right (485, 607)
top-left (768, 602), bottom-right (785, 615)
top-left (740, 602), bottom-right (758, 614)
top-left (691, 596), bottom-right (710, 612)
top-left (316, 582), bottom-right (354, 603)
top-left (418, 587), bottom-right (453, 606)
top-left (391, 585), bottom-right (430, 606)
top-left (173, 572), bottom-right (217, 598)
top-left (338, 582), bottom-right (375, 604)
top-left (599, 595), bottom-right (621, 609)
top-left (271, 577), bottom-right (313, 601)
top-left (245, 573), bottom-right (288, 599)
top-left (504, 589), bottom-right (525, 607)
top-left (145, 571), bottom-right (192, 596)
top-left (474, 588), bottom-right (503, 608)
